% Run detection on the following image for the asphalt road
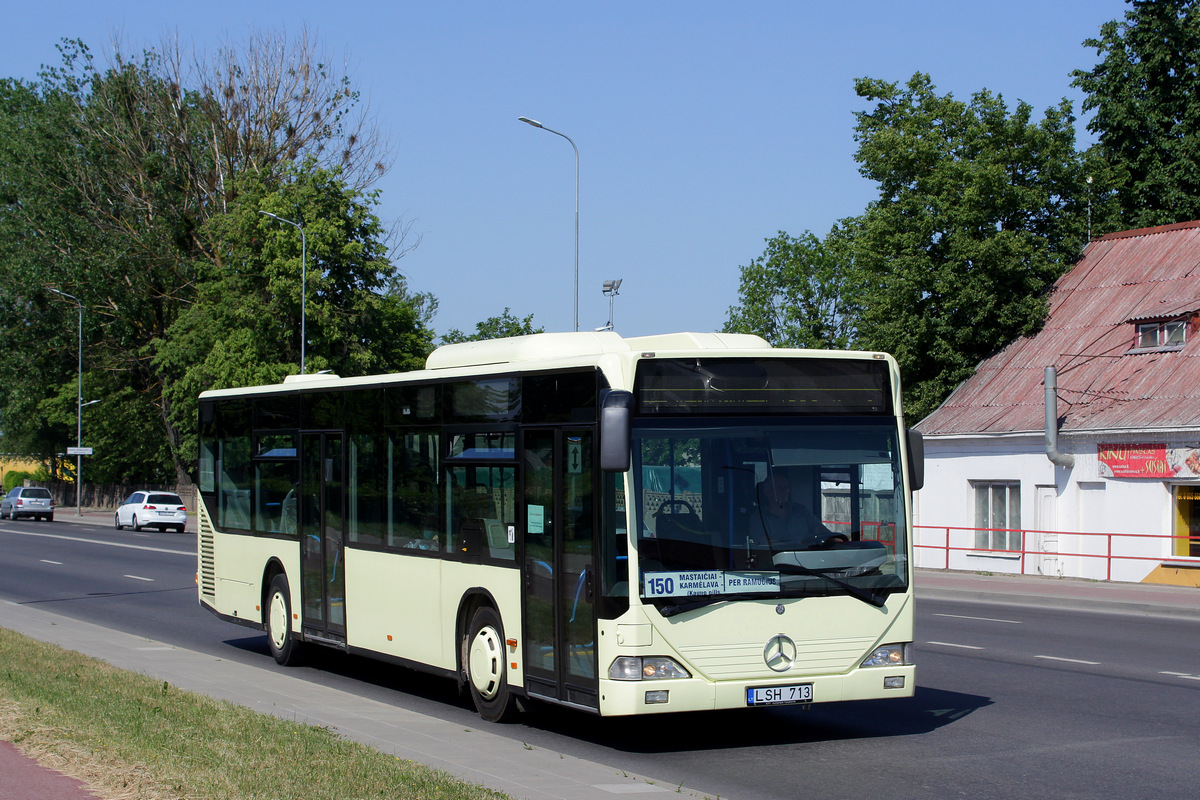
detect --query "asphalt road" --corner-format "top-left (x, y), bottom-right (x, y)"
top-left (2, 516), bottom-right (1198, 800)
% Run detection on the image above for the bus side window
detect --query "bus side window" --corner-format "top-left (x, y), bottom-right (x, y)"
top-left (386, 431), bottom-right (440, 553)
top-left (445, 464), bottom-right (516, 563)
top-left (447, 466), bottom-right (487, 560)
top-left (219, 436), bottom-right (253, 530)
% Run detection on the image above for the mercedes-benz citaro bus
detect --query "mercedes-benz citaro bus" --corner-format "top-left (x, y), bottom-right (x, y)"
top-left (196, 331), bottom-right (923, 721)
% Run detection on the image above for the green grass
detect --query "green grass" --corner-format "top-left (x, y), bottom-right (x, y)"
top-left (0, 627), bottom-right (509, 800)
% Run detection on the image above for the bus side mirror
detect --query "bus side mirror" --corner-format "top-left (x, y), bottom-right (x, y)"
top-left (600, 390), bottom-right (634, 472)
top-left (906, 429), bottom-right (924, 492)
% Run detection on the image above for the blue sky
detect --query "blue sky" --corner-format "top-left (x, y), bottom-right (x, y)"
top-left (5, 1), bottom-right (1130, 340)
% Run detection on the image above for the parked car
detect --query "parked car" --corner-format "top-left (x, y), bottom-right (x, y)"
top-left (114, 491), bottom-right (188, 533)
top-left (0, 486), bottom-right (55, 521)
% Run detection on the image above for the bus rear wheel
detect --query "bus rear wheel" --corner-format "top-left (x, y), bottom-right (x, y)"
top-left (266, 574), bottom-right (302, 666)
top-left (464, 606), bottom-right (517, 722)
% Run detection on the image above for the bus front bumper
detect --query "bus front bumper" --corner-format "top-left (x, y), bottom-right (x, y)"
top-left (597, 665), bottom-right (915, 716)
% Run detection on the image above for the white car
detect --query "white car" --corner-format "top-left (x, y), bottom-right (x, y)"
top-left (114, 491), bottom-right (188, 533)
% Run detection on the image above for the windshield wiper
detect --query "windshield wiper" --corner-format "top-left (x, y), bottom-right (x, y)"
top-left (656, 592), bottom-right (770, 617)
top-left (774, 563), bottom-right (890, 608)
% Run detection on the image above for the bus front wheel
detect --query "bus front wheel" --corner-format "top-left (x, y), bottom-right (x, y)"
top-left (267, 574), bottom-right (302, 666)
top-left (464, 606), bottom-right (517, 722)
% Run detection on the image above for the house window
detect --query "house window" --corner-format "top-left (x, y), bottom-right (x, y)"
top-left (974, 481), bottom-right (1021, 552)
top-left (1135, 321), bottom-right (1186, 350)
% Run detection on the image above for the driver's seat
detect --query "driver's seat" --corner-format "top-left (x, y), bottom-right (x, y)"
top-left (654, 506), bottom-right (703, 540)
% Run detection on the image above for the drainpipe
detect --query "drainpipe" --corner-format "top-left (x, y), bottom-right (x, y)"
top-left (1044, 366), bottom-right (1074, 468)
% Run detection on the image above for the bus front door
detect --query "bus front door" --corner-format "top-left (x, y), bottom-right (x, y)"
top-left (522, 428), bottom-right (598, 710)
top-left (300, 432), bottom-right (347, 645)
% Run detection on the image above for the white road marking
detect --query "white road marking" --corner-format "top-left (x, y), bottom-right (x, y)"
top-left (6, 529), bottom-right (192, 556)
top-left (40, 559), bottom-right (63, 565)
top-left (934, 613), bottom-right (1022, 624)
top-left (123, 574), bottom-right (155, 582)
top-left (1035, 655), bottom-right (1101, 665)
top-left (926, 641), bottom-right (985, 650)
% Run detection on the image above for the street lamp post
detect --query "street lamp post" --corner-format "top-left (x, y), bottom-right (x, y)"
top-left (49, 288), bottom-right (84, 516)
top-left (259, 211), bottom-right (308, 374)
top-left (518, 116), bottom-right (579, 332)
top-left (602, 279), bottom-right (622, 331)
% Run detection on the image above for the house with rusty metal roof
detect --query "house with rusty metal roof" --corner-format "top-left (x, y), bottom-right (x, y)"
top-left (914, 220), bottom-right (1200, 587)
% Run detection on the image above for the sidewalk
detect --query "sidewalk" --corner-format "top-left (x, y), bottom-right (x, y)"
top-left (5, 525), bottom-right (1199, 799)
top-left (916, 567), bottom-right (1200, 620)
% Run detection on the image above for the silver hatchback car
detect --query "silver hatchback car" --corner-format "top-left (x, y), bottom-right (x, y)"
top-left (1, 486), bottom-right (56, 521)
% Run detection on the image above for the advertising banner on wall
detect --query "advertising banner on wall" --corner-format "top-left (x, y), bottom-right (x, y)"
top-left (1098, 443), bottom-right (1200, 478)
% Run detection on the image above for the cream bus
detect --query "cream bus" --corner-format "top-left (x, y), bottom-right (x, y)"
top-left (196, 331), bottom-right (923, 721)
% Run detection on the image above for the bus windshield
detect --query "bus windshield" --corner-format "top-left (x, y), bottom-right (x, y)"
top-left (632, 417), bottom-right (908, 611)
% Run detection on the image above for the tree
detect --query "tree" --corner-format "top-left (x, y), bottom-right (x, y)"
top-left (1073, 0), bottom-right (1200, 228)
top-left (0, 69), bottom-right (107, 470)
top-left (848, 74), bottom-right (1090, 419)
top-left (725, 229), bottom-right (860, 349)
top-left (154, 163), bottom-right (436, 471)
top-left (0, 34), bottom-right (420, 484)
top-left (441, 309), bottom-right (544, 345)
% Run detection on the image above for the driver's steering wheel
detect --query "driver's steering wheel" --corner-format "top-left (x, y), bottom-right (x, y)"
top-left (654, 499), bottom-right (696, 517)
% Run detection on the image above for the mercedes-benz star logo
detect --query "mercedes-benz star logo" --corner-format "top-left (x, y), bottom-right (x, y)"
top-left (763, 634), bottom-right (797, 672)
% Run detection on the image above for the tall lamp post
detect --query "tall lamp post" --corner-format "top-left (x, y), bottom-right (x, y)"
top-left (601, 279), bottom-right (622, 331)
top-left (259, 211), bottom-right (308, 374)
top-left (518, 116), bottom-right (579, 332)
top-left (49, 288), bottom-right (85, 516)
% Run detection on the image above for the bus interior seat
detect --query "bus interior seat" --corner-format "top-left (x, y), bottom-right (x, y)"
top-left (485, 519), bottom-right (514, 559)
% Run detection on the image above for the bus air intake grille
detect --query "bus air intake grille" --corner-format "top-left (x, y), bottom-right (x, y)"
top-left (677, 636), bottom-right (876, 678)
top-left (198, 526), bottom-right (216, 600)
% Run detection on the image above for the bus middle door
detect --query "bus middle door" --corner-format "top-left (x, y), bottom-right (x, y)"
top-left (300, 431), bottom-right (347, 646)
top-left (522, 428), bottom-right (598, 710)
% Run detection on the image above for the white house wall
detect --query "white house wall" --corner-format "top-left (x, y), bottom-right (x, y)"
top-left (915, 433), bottom-right (1188, 582)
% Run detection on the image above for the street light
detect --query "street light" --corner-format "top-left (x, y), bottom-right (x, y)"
top-left (49, 288), bottom-right (85, 516)
top-left (519, 116), bottom-right (579, 332)
top-left (600, 279), bottom-right (622, 332)
top-left (259, 210), bottom-right (308, 374)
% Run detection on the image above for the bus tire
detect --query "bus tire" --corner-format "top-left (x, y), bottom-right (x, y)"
top-left (464, 606), bottom-right (517, 722)
top-left (266, 573), bottom-right (302, 666)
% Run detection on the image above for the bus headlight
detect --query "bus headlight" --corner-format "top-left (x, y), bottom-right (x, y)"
top-left (608, 656), bottom-right (691, 681)
top-left (861, 643), bottom-right (912, 668)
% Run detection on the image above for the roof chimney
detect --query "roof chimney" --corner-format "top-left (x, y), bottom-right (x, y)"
top-left (1045, 366), bottom-right (1074, 468)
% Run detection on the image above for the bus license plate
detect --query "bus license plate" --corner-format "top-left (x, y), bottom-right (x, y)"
top-left (747, 684), bottom-right (813, 706)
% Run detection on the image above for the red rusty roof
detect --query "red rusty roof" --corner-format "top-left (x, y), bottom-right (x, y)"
top-left (917, 220), bottom-right (1200, 435)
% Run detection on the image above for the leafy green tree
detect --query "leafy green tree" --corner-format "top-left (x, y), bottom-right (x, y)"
top-left (1073, 0), bottom-right (1200, 228)
top-left (38, 372), bottom-right (176, 484)
top-left (4, 468), bottom-right (50, 494)
top-left (155, 164), bottom-right (435, 470)
top-left (849, 73), bottom-right (1090, 419)
top-left (441, 309), bottom-right (544, 345)
top-left (0, 68), bottom-right (103, 468)
top-left (725, 229), bottom-right (860, 349)
top-left (0, 34), bottom-right (423, 485)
